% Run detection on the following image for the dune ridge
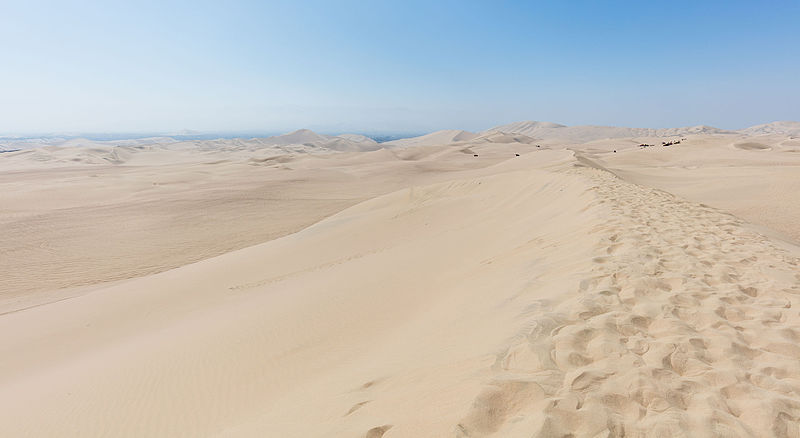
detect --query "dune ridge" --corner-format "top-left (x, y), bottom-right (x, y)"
top-left (459, 164), bottom-right (800, 437)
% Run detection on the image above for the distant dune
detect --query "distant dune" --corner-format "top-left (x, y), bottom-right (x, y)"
top-left (486, 121), bottom-right (731, 143)
top-left (4, 120), bottom-right (799, 154)
top-left (382, 129), bottom-right (478, 147)
top-left (739, 121), bottom-right (800, 137)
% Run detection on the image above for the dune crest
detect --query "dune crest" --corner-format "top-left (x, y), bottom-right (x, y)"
top-left (458, 165), bottom-right (800, 437)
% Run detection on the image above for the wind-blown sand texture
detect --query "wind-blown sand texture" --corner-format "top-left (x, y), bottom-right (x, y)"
top-left (1, 122), bottom-right (799, 437)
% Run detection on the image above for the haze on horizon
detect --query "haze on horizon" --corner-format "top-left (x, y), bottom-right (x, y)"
top-left (1, 0), bottom-right (798, 135)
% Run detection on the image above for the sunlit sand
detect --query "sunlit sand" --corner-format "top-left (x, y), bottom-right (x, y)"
top-left (2, 121), bottom-right (799, 436)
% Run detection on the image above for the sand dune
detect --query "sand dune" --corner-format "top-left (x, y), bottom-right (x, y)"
top-left (383, 129), bottom-right (478, 147)
top-left (740, 121), bottom-right (800, 137)
top-left (584, 134), bottom-right (800, 244)
top-left (487, 121), bottom-right (730, 143)
top-left (0, 133), bottom-right (546, 301)
top-left (336, 133), bottom-right (380, 146)
top-left (258, 129), bottom-right (381, 151)
top-left (1, 123), bottom-right (800, 436)
top-left (460, 165), bottom-right (800, 437)
top-left (0, 129), bottom-right (382, 162)
top-left (484, 120), bottom-right (800, 144)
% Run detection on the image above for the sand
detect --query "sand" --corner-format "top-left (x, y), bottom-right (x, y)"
top-left (577, 133), bottom-right (800, 244)
top-left (1, 123), bottom-right (799, 437)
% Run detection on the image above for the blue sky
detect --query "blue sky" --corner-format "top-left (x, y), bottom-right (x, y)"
top-left (1, 0), bottom-right (798, 134)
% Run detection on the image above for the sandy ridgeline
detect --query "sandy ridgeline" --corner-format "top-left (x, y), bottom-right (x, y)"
top-left (1, 123), bottom-right (800, 437)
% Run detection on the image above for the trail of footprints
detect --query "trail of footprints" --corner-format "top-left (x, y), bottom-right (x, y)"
top-left (457, 166), bottom-right (800, 437)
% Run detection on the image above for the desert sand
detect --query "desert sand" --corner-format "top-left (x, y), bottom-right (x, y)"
top-left (1, 122), bottom-right (800, 437)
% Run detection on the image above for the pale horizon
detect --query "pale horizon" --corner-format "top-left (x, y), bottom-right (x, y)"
top-left (3, 118), bottom-right (799, 141)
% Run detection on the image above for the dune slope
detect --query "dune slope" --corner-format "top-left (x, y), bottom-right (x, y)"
top-left (1, 150), bottom-right (799, 437)
top-left (459, 166), bottom-right (800, 437)
top-left (0, 160), bottom-right (601, 436)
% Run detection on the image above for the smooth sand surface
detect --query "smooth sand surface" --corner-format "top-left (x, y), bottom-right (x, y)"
top-left (1, 124), bottom-right (800, 437)
top-left (0, 146), bottom-right (512, 302)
